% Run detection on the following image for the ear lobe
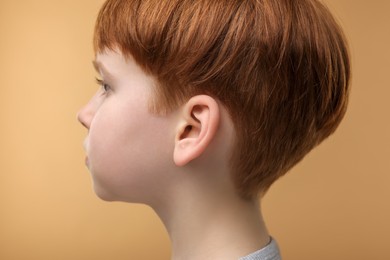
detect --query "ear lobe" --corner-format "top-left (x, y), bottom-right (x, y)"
top-left (174, 95), bottom-right (220, 167)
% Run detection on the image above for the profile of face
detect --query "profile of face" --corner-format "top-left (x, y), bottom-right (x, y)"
top-left (77, 50), bottom-right (176, 204)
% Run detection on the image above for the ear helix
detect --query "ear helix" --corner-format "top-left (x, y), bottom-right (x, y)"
top-left (173, 95), bottom-right (220, 166)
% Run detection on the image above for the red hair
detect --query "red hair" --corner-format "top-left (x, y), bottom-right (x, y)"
top-left (94, 0), bottom-right (350, 199)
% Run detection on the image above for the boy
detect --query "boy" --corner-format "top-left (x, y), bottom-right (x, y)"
top-left (78, 0), bottom-right (350, 259)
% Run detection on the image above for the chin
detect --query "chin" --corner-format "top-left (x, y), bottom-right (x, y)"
top-left (91, 181), bottom-right (158, 205)
top-left (92, 184), bottom-right (118, 202)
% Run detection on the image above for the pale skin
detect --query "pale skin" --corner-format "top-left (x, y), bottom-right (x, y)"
top-left (78, 49), bottom-right (270, 260)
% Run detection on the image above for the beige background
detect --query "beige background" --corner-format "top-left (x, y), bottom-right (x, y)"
top-left (0, 0), bottom-right (389, 259)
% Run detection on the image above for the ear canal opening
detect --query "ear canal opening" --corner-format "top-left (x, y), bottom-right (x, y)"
top-left (180, 125), bottom-right (193, 139)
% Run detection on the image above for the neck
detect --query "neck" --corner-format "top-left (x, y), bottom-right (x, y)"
top-left (152, 183), bottom-right (270, 260)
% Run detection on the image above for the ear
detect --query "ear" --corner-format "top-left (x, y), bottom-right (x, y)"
top-left (173, 95), bottom-right (220, 166)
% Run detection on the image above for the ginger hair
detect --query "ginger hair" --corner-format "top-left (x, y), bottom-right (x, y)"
top-left (94, 0), bottom-right (350, 199)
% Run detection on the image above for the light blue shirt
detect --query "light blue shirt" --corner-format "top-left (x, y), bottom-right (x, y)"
top-left (239, 238), bottom-right (281, 260)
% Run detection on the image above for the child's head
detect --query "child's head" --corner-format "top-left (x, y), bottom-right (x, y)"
top-left (92, 0), bottom-right (350, 200)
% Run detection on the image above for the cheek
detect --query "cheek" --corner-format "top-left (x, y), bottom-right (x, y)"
top-left (88, 107), bottom-right (127, 165)
top-left (86, 102), bottom-right (175, 201)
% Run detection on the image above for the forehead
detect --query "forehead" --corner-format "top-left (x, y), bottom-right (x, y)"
top-left (93, 50), bottom-right (122, 70)
top-left (92, 50), bottom-right (132, 78)
top-left (93, 50), bottom-right (157, 88)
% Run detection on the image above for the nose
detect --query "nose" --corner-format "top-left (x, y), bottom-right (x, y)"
top-left (77, 90), bottom-right (103, 129)
top-left (77, 104), bottom-right (93, 129)
top-left (77, 99), bottom-right (96, 129)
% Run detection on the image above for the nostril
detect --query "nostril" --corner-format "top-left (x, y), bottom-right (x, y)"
top-left (80, 120), bottom-right (88, 129)
top-left (77, 110), bottom-right (89, 129)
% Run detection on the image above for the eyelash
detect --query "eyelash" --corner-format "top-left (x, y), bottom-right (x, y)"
top-left (95, 77), bottom-right (111, 93)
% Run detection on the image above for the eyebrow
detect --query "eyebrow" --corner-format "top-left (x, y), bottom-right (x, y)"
top-left (92, 60), bottom-right (100, 72)
top-left (92, 60), bottom-right (105, 74)
top-left (92, 60), bottom-right (114, 80)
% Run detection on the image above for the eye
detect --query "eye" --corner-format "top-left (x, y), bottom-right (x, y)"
top-left (95, 77), bottom-right (111, 93)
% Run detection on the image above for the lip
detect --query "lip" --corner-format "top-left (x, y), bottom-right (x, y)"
top-left (83, 139), bottom-right (88, 151)
top-left (85, 156), bottom-right (89, 166)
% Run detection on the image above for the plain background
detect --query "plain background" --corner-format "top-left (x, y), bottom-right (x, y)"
top-left (0, 0), bottom-right (389, 259)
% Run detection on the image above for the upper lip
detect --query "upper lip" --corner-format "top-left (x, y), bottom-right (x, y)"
top-left (83, 139), bottom-right (88, 151)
